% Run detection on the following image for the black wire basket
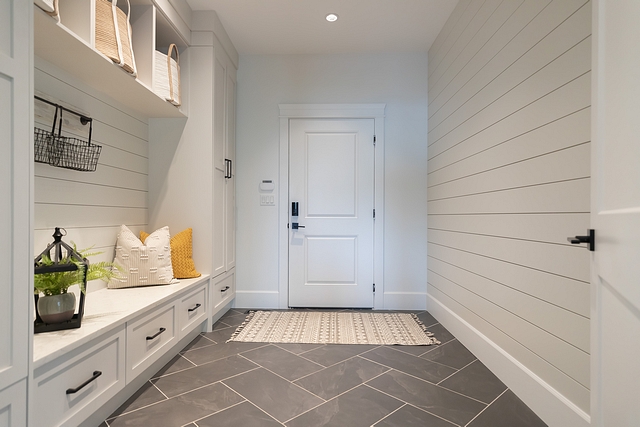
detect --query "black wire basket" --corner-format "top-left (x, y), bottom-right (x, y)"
top-left (34, 96), bottom-right (101, 172)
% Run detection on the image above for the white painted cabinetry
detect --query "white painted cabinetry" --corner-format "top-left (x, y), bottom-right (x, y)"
top-left (0, 1), bottom-right (31, 426)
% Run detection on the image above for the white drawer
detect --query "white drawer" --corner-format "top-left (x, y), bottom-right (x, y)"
top-left (0, 379), bottom-right (27, 427)
top-left (32, 327), bottom-right (125, 427)
top-left (213, 270), bottom-right (235, 312)
top-left (178, 282), bottom-right (208, 338)
top-left (126, 302), bottom-right (176, 381)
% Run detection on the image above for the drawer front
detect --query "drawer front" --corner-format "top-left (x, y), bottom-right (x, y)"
top-left (32, 327), bottom-right (125, 427)
top-left (213, 270), bottom-right (235, 312)
top-left (178, 282), bottom-right (208, 338)
top-left (0, 379), bottom-right (27, 427)
top-left (126, 303), bottom-right (176, 381)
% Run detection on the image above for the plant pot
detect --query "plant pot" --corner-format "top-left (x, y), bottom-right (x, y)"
top-left (37, 293), bottom-right (76, 324)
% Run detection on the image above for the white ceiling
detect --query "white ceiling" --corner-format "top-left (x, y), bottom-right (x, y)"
top-left (185, 0), bottom-right (458, 55)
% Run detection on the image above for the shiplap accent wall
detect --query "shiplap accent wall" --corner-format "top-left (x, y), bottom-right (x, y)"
top-left (34, 58), bottom-right (149, 291)
top-left (426, 0), bottom-right (591, 422)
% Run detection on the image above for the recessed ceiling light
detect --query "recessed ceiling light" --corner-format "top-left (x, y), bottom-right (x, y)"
top-left (326, 13), bottom-right (339, 22)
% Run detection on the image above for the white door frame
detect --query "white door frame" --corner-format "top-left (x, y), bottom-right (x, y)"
top-left (278, 104), bottom-right (386, 309)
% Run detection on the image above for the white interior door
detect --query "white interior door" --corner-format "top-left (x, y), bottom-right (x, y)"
top-left (289, 119), bottom-right (375, 308)
top-left (591, 1), bottom-right (640, 425)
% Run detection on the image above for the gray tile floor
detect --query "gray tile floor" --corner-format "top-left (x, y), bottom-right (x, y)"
top-left (103, 309), bottom-right (548, 427)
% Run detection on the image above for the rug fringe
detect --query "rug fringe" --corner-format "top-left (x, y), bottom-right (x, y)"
top-left (226, 310), bottom-right (257, 343)
top-left (411, 313), bottom-right (441, 345)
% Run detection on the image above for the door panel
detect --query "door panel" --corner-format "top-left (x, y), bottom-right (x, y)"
top-left (289, 119), bottom-right (374, 308)
top-left (592, 1), bottom-right (640, 425)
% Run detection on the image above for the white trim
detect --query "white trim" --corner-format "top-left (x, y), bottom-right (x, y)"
top-left (278, 104), bottom-right (386, 309)
top-left (427, 293), bottom-right (590, 427)
top-left (234, 291), bottom-right (280, 310)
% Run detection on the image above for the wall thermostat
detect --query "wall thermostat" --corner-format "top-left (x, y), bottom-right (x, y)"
top-left (259, 180), bottom-right (275, 192)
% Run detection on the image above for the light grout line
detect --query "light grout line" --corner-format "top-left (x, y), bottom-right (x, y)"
top-left (437, 359), bottom-right (478, 385)
top-left (464, 388), bottom-right (509, 426)
top-left (254, 344), bottom-right (327, 369)
top-left (362, 383), bottom-right (463, 426)
top-left (217, 384), bottom-right (287, 426)
top-left (291, 352), bottom-right (386, 383)
top-left (187, 398), bottom-right (248, 426)
top-left (386, 343), bottom-right (458, 367)
top-left (371, 403), bottom-right (408, 426)
top-left (236, 353), bottom-right (328, 402)
top-left (151, 379), bottom-right (170, 400)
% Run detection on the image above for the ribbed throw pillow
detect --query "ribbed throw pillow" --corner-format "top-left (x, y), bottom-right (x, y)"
top-left (109, 225), bottom-right (174, 289)
top-left (141, 228), bottom-right (201, 279)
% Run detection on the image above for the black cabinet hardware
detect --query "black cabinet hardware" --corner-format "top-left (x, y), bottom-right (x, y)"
top-left (221, 286), bottom-right (230, 292)
top-left (146, 327), bottom-right (166, 340)
top-left (188, 303), bottom-right (201, 312)
top-left (66, 371), bottom-right (102, 394)
top-left (567, 229), bottom-right (595, 251)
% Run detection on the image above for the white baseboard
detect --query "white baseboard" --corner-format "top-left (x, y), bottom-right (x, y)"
top-left (383, 292), bottom-right (427, 310)
top-left (235, 290), bottom-right (280, 309)
top-left (427, 293), bottom-right (590, 427)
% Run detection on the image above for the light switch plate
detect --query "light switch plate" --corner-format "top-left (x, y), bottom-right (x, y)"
top-left (260, 195), bottom-right (275, 206)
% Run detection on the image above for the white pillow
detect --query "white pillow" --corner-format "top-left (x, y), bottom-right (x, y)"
top-left (108, 225), bottom-right (174, 289)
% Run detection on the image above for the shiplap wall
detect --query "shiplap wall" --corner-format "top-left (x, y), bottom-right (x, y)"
top-left (34, 58), bottom-right (149, 292)
top-left (426, 0), bottom-right (591, 419)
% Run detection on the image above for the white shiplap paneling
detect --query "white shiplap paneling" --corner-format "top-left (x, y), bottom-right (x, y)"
top-left (34, 59), bottom-right (149, 291)
top-left (427, 0), bottom-right (591, 423)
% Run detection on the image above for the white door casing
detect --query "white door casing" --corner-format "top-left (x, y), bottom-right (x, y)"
top-left (289, 119), bottom-right (375, 308)
top-left (591, 1), bottom-right (640, 425)
top-left (279, 104), bottom-right (386, 309)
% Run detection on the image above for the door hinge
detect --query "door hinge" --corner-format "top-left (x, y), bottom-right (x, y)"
top-left (373, 283), bottom-right (376, 293)
top-left (373, 135), bottom-right (376, 145)
top-left (373, 209), bottom-right (376, 219)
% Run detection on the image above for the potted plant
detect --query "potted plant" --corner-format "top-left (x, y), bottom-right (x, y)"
top-left (35, 242), bottom-right (121, 324)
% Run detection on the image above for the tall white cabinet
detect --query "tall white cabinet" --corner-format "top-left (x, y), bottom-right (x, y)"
top-left (0, 1), bottom-right (32, 426)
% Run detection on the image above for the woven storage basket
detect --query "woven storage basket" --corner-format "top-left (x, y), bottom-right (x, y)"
top-left (95, 0), bottom-right (137, 76)
top-left (35, 0), bottom-right (59, 19)
top-left (154, 44), bottom-right (181, 106)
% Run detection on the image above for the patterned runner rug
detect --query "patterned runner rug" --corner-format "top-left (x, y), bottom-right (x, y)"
top-left (227, 311), bottom-right (440, 346)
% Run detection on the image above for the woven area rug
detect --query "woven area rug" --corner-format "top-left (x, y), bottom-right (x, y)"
top-left (227, 311), bottom-right (440, 346)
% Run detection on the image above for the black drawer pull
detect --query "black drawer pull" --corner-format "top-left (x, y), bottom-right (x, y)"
top-left (66, 371), bottom-right (102, 394)
top-left (221, 286), bottom-right (230, 293)
top-left (188, 303), bottom-right (202, 312)
top-left (146, 327), bottom-right (166, 340)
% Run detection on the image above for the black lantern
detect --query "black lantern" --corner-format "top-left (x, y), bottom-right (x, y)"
top-left (34, 227), bottom-right (88, 333)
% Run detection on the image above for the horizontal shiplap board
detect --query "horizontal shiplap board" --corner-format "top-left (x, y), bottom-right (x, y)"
top-left (428, 0), bottom-right (503, 92)
top-left (34, 225), bottom-right (146, 255)
top-left (428, 108), bottom-right (590, 187)
top-left (428, 143), bottom-right (590, 201)
top-left (429, 45), bottom-right (591, 155)
top-left (431, 25), bottom-right (590, 143)
top-left (428, 228), bottom-right (589, 282)
top-left (430, 1), bottom-right (590, 126)
top-left (35, 204), bottom-right (147, 230)
top-left (429, 0), bottom-right (587, 114)
top-left (427, 289), bottom-right (590, 412)
top-left (428, 213), bottom-right (590, 246)
top-left (35, 65), bottom-right (148, 140)
top-left (428, 256), bottom-right (589, 352)
top-left (35, 163), bottom-right (147, 192)
top-left (428, 72), bottom-right (591, 171)
top-left (428, 178), bottom-right (590, 215)
top-left (428, 0), bottom-right (477, 78)
top-left (428, 272), bottom-right (589, 388)
top-left (428, 242), bottom-right (589, 317)
top-left (35, 177), bottom-right (147, 209)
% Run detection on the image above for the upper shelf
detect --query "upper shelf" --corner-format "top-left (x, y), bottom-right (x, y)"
top-left (34, 7), bottom-right (186, 120)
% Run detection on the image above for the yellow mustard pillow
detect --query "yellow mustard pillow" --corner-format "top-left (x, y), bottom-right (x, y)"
top-left (141, 228), bottom-right (201, 279)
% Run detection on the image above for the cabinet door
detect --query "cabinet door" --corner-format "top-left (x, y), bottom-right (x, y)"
top-left (0, 380), bottom-right (27, 427)
top-left (225, 72), bottom-right (236, 271)
top-left (0, 0), bottom-right (31, 391)
top-left (212, 56), bottom-right (227, 277)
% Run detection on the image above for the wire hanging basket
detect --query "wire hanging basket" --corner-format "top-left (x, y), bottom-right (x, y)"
top-left (34, 96), bottom-right (101, 172)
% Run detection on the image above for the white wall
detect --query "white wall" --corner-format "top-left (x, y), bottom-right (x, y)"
top-left (235, 53), bottom-right (428, 309)
top-left (427, 0), bottom-right (591, 426)
top-left (34, 58), bottom-right (149, 292)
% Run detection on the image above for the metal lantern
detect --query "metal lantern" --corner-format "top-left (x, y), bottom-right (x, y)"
top-left (34, 227), bottom-right (88, 333)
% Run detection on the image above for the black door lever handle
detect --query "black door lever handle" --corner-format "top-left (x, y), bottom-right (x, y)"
top-left (567, 229), bottom-right (595, 251)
